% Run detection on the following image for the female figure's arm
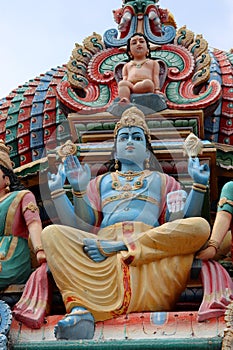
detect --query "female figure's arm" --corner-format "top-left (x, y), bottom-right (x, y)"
top-left (28, 220), bottom-right (46, 264)
top-left (22, 192), bottom-right (46, 264)
top-left (197, 181), bottom-right (233, 260)
top-left (196, 210), bottom-right (231, 260)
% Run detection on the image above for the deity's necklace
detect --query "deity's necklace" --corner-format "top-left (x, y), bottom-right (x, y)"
top-left (131, 59), bottom-right (148, 69)
top-left (111, 170), bottom-right (151, 191)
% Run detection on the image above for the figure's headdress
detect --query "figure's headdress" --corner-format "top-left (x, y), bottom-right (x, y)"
top-left (113, 107), bottom-right (151, 142)
top-left (0, 140), bottom-right (13, 170)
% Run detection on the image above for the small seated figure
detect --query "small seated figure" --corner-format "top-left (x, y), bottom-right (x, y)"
top-left (118, 32), bottom-right (165, 104)
top-left (197, 181), bottom-right (233, 261)
top-left (42, 107), bottom-right (210, 340)
top-left (108, 32), bottom-right (167, 116)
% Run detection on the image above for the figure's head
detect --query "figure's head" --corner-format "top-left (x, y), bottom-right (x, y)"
top-left (113, 107), bottom-right (158, 170)
top-left (115, 125), bottom-right (149, 168)
top-left (0, 140), bottom-right (24, 192)
top-left (103, 107), bottom-right (162, 172)
top-left (114, 106), bottom-right (151, 142)
top-left (126, 32), bottom-right (151, 59)
top-left (0, 140), bottom-right (13, 171)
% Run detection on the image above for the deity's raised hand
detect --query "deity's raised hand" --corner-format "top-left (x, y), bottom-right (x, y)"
top-left (188, 157), bottom-right (210, 186)
top-left (48, 163), bottom-right (66, 192)
top-left (64, 155), bottom-right (91, 192)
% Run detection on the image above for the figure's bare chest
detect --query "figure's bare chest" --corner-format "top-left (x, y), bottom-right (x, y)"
top-left (128, 63), bottom-right (153, 80)
top-left (100, 172), bottom-right (161, 208)
top-left (99, 172), bottom-right (162, 227)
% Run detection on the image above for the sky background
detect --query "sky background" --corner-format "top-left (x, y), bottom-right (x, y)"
top-left (0, 0), bottom-right (232, 99)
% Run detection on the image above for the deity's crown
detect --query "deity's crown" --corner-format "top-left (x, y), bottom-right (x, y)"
top-left (114, 107), bottom-right (151, 142)
top-left (0, 140), bottom-right (13, 170)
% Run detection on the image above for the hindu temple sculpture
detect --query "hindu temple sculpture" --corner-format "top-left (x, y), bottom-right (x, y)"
top-left (41, 106), bottom-right (210, 340)
top-left (0, 0), bottom-right (233, 348)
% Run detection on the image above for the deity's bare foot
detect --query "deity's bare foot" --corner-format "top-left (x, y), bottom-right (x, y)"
top-left (54, 306), bottom-right (95, 340)
top-left (83, 238), bottom-right (118, 262)
top-left (83, 238), bottom-right (128, 262)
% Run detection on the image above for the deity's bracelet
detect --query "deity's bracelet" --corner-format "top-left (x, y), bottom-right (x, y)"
top-left (192, 183), bottom-right (207, 193)
top-left (34, 246), bottom-right (44, 255)
top-left (72, 189), bottom-right (86, 198)
top-left (193, 183), bottom-right (207, 190)
top-left (96, 240), bottom-right (116, 257)
top-left (51, 189), bottom-right (66, 199)
top-left (206, 239), bottom-right (219, 252)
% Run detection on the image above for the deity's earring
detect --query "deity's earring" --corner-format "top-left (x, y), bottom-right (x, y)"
top-left (145, 158), bottom-right (150, 169)
top-left (5, 181), bottom-right (10, 193)
top-left (115, 159), bottom-right (119, 170)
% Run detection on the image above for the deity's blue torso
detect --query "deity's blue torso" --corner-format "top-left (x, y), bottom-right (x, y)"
top-left (99, 170), bottom-right (162, 228)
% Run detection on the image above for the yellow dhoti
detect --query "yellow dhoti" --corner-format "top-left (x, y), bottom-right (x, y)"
top-left (42, 217), bottom-right (209, 321)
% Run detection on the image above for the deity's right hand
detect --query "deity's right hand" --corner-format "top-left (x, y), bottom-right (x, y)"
top-left (167, 190), bottom-right (187, 213)
top-left (64, 155), bottom-right (91, 192)
top-left (48, 163), bottom-right (66, 192)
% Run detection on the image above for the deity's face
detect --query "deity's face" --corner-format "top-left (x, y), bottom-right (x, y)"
top-left (116, 126), bottom-right (149, 167)
top-left (129, 34), bottom-right (148, 59)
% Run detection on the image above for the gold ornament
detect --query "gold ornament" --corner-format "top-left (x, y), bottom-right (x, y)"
top-left (23, 202), bottom-right (39, 213)
top-left (111, 170), bottom-right (151, 191)
top-left (5, 183), bottom-right (10, 193)
top-left (115, 159), bottom-right (119, 170)
top-left (114, 107), bottom-right (151, 142)
top-left (131, 59), bottom-right (148, 68)
top-left (57, 140), bottom-right (77, 161)
top-left (102, 192), bottom-right (158, 208)
top-left (218, 197), bottom-right (233, 208)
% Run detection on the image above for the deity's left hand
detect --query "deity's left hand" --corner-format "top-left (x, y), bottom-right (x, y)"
top-left (64, 155), bottom-right (91, 192)
top-left (188, 157), bottom-right (210, 186)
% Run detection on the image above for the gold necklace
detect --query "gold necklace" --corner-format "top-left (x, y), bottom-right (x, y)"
top-left (131, 59), bottom-right (148, 68)
top-left (111, 170), bottom-right (151, 191)
top-left (116, 170), bottom-right (144, 181)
